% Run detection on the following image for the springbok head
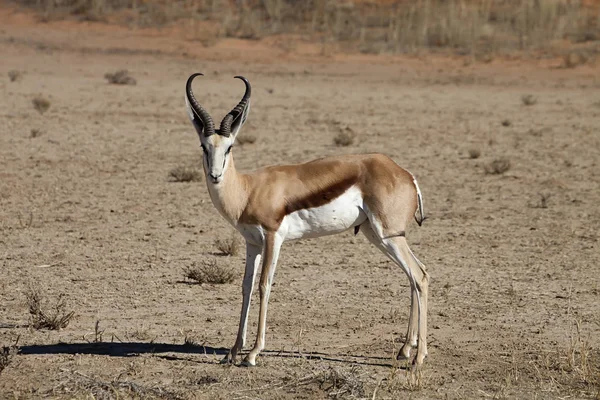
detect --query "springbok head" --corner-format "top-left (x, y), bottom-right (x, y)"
top-left (185, 73), bottom-right (251, 184)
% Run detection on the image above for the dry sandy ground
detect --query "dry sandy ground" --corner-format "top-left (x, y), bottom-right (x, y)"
top-left (1, 8), bottom-right (600, 400)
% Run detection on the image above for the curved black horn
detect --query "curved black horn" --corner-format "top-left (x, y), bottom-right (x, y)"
top-left (186, 73), bottom-right (215, 136)
top-left (219, 76), bottom-right (251, 137)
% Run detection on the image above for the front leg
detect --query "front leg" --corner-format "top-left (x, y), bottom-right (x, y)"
top-left (243, 232), bottom-right (283, 366)
top-left (221, 242), bottom-right (262, 364)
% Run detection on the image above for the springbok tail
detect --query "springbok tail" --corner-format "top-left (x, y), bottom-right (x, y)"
top-left (412, 174), bottom-right (426, 226)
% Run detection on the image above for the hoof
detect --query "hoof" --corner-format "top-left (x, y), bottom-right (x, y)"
top-left (396, 346), bottom-right (413, 361)
top-left (240, 360), bottom-right (256, 368)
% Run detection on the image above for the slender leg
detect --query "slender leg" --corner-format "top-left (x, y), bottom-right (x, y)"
top-left (243, 232), bottom-right (283, 366)
top-left (221, 242), bottom-right (262, 364)
top-left (360, 223), bottom-right (419, 361)
top-left (382, 236), bottom-right (429, 366)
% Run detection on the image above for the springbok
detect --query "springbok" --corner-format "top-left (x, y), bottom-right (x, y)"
top-left (184, 73), bottom-right (430, 367)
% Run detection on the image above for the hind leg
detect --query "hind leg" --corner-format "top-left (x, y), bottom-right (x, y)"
top-left (361, 223), bottom-right (425, 363)
top-left (384, 236), bottom-right (429, 366)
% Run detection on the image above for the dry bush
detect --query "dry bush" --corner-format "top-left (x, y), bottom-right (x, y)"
top-left (30, 128), bottom-right (43, 138)
top-left (530, 192), bottom-right (552, 209)
top-left (563, 50), bottom-right (591, 68)
top-left (104, 70), bottom-right (136, 85)
top-left (468, 148), bottom-right (481, 159)
top-left (301, 366), bottom-right (365, 398)
top-left (26, 289), bottom-right (74, 330)
top-left (168, 166), bottom-right (202, 182)
top-left (501, 119), bottom-right (512, 127)
top-left (485, 158), bottom-right (511, 175)
top-left (52, 371), bottom-right (181, 400)
top-left (13, 0), bottom-right (599, 56)
top-left (184, 259), bottom-right (235, 285)
top-left (521, 94), bottom-right (537, 106)
top-left (236, 134), bottom-right (257, 145)
top-left (333, 127), bottom-right (356, 147)
top-left (214, 233), bottom-right (240, 256)
top-left (8, 70), bottom-right (22, 82)
top-left (0, 345), bottom-right (17, 375)
top-left (32, 96), bottom-right (51, 114)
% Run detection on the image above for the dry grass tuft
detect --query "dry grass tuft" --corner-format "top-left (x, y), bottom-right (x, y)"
top-left (333, 127), bottom-right (356, 147)
top-left (30, 128), bottom-right (43, 138)
top-left (104, 69), bottom-right (137, 85)
top-left (313, 366), bottom-right (365, 398)
top-left (0, 345), bottom-right (17, 375)
top-left (32, 96), bottom-right (51, 114)
top-left (53, 370), bottom-right (183, 400)
top-left (184, 259), bottom-right (235, 285)
top-left (468, 148), bottom-right (481, 159)
top-left (236, 134), bottom-right (257, 145)
top-left (26, 288), bottom-right (74, 330)
top-left (485, 158), bottom-right (511, 175)
top-left (168, 166), bottom-right (202, 182)
top-left (563, 50), bottom-right (591, 68)
top-left (8, 70), bottom-right (22, 82)
top-left (214, 233), bottom-right (240, 256)
top-left (521, 94), bottom-right (537, 106)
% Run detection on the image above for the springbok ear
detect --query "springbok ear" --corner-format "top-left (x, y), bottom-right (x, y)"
top-left (230, 99), bottom-right (250, 139)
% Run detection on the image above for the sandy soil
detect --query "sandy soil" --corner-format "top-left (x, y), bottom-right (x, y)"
top-left (1, 6), bottom-right (599, 400)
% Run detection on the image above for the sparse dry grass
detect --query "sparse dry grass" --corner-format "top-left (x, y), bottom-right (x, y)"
top-left (14, 0), bottom-right (598, 56)
top-left (0, 345), bottom-right (17, 375)
top-left (521, 94), bottom-right (537, 106)
top-left (563, 49), bottom-right (592, 68)
top-left (52, 370), bottom-right (183, 400)
top-left (30, 128), bottom-right (43, 138)
top-left (485, 158), bottom-right (511, 175)
top-left (333, 127), bottom-right (356, 147)
top-left (32, 96), bottom-right (51, 114)
top-left (104, 69), bottom-right (136, 85)
top-left (214, 233), bottom-right (240, 256)
top-left (26, 288), bottom-right (75, 330)
top-left (8, 70), bottom-right (22, 82)
top-left (468, 148), bottom-right (481, 159)
top-left (184, 259), bottom-right (235, 285)
top-left (168, 166), bottom-right (202, 182)
top-left (236, 134), bottom-right (257, 145)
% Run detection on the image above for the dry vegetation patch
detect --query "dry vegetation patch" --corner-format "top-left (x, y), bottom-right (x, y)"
top-left (52, 370), bottom-right (184, 400)
top-left (521, 94), bottom-right (537, 106)
top-left (104, 69), bottom-right (137, 85)
top-left (26, 288), bottom-right (75, 330)
top-left (214, 233), bottom-right (240, 256)
top-left (333, 127), bottom-right (356, 147)
top-left (16, 0), bottom-right (598, 56)
top-left (8, 70), bottom-right (22, 82)
top-left (0, 345), bottom-right (17, 375)
top-left (485, 158), bottom-right (511, 175)
top-left (168, 166), bottom-right (202, 182)
top-left (468, 148), bottom-right (481, 159)
top-left (184, 259), bottom-right (235, 285)
top-left (236, 134), bottom-right (257, 145)
top-left (32, 96), bottom-right (51, 114)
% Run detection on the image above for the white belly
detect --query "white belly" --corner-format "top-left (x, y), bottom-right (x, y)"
top-left (280, 186), bottom-right (367, 240)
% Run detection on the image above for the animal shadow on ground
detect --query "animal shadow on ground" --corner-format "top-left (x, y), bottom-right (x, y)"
top-left (18, 342), bottom-right (397, 368)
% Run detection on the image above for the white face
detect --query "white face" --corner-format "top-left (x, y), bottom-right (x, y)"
top-left (200, 133), bottom-right (236, 185)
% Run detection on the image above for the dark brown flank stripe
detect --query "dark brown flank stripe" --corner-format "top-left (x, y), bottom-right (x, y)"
top-left (283, 174), bottom-right (358, 216)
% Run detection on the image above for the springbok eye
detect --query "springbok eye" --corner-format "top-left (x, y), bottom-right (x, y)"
top-left (201, 144), bottom-right (207, 154)
top-left (225, 146), bottom-right (233, 155)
